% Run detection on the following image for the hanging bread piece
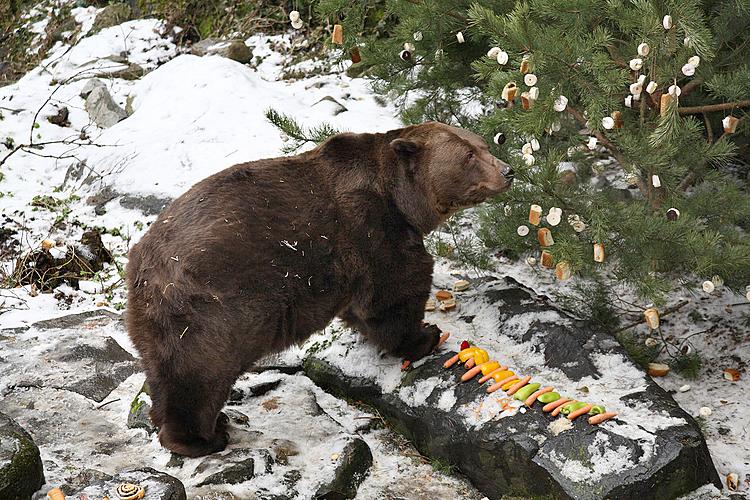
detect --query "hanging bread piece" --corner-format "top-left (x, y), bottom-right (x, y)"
top-left (541, 250), bottom-right (554, 268)
top-left (537, 228), bottom-right (554, 247)
top-left (331, 24), bottom-right (344, 44)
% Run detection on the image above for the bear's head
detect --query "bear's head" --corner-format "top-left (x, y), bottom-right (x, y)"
top-left (390, 122), bottom-right (514, 234)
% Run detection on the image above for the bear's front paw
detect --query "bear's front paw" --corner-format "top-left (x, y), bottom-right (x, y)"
top-left (398, 323), bottom-right (441, 361)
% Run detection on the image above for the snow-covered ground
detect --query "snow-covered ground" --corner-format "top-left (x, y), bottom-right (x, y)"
top-left (0, 3), bottom-right (747, 498)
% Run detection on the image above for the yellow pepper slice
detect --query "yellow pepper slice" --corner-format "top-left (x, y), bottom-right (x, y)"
top-left (458, 347), bottom-right (481, 362)
top-left (501, 378), bottom-right (520, 391)
top-left (479, 361), bottom-right (501, 375)
top-left (491, 370), bottom-right (514, 382)
top-left (472, 350), bottom-right (490, 364)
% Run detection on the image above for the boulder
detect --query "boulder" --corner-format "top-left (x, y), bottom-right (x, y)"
top-left (79, 78), bottom-right (106, 99)
top-left (0, 413), bottom-right (44, 500)
top-left (90, 3), bottom-right (133, 34)
top-left (191, 39), bottom-right (252, 64)
top-left (85, 85), bottom-right (127, 128)
top-left (312, 96), bottom-right (348, 116)
top-left (304, 275), bottom-right (721, 500)
top-left (60, 467), bottom-right (185, 500)
top-left (314, 438), bottom-right (372, 499)
top-left (196, 458), bottom-right (255, 487)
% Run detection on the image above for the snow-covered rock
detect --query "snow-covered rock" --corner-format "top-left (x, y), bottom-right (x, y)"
top-left (304, 274), bottom-right (721, 499)
top-left (85, 85), bottom-right (128, 128)
top-left (191, 38), bottom-right (252, 63)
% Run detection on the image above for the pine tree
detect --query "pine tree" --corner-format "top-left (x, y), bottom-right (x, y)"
top-left (305, 0), bottom-right (750, 304)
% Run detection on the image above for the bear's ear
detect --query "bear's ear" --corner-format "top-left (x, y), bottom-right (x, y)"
top-left (390, 138), bottom-right (421, 157)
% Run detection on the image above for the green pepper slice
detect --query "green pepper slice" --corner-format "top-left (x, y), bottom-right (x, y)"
top-left (537, 392), bottom-right (561, 404)
top-left (588, 405), bottom-right (606, 415)
top-left (560, 401), bottom-right (587, 415)
top-left (513, 383), bottom-right (541, 401)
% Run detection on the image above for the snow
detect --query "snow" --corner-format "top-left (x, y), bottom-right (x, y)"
top-left (544, 433), bottom-right (634, 485)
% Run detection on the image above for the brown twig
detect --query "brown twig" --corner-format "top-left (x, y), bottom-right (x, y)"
top-left (613, 299), bottom-right (690, 333)
top-left (678, 99), bottom-right (750, 115)
top-left (703, 112), bottom-right (714, 143)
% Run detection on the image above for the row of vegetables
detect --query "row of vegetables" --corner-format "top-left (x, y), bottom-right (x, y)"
top-left (443, 343), bottom-right (618, 425)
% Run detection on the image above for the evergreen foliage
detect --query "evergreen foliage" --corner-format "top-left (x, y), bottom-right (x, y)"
top-left (313, 0), bottom-right (750, 303)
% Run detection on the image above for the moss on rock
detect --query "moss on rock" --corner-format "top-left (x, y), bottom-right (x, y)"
top-left (0, 413), bottom-right (45, 500)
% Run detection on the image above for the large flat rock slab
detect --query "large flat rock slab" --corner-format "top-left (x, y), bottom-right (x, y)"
top-left (1, 310), bottom-right (138, 402)
top-left (1, 309), bottom-right (482, 498)
top-left (304, 275), bottom-right (720, 499)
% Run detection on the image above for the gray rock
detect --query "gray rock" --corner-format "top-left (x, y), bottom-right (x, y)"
top-left (79, 78), bottom-right (106, 99)
top-left (312, 96), bottom-right (348, 116)
top-left (85, 86), bottom-right (127, 128)
top-left (62, 467), bottom-right (185, 500)
top-left (2, 310), bottom-right (138, 402)
top-left (314, 438), bottom-right (372, 499)
top-left (196, 458), bottom-right (255, 486)
top-left (90, 3), bottom-right (133, 34)
top-left (191, 39), bottom-right (252, 64)
top-left (60, 469), bottom-right (112, 495)
top-left (0, 413), bottom-right (45, 500)
top-left (119, 193), bottom-right (172, 216)
top-left (86, 185), bottom-right (119, 215)
top-left (304, 277), bottom-right (721, 500)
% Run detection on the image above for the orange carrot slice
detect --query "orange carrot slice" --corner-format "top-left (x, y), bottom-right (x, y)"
top-left (506, 376), bottom-right (532, 395)
top-left (543, 398), bottom-right (572, 413)
top-left (465, 358), bottom-right (476, 369)
top-left (567, 404), bottom-right (593, 421)
top-left (461, 365), bottom-right (483, 382)
top-left (487, 375), bottom-right (518, 393)
top-left (588, 412), bottom-right (618, 425)
top-left (525, 386), bottom-right (553, 407)
top-left (443, 354), bottom-right (460, 369)
top-left (437, 332), bottom-right (450, 348)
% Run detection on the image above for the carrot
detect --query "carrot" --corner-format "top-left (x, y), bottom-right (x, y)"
top-left (567, 404), bottom-right (593, 421)
top-left (465, 358), bottom-right (475, 369)
top-left (443, 354), bottom-right (460, 368)
top-left (437, 332), bottom-right (450, 348)
top-left (543, 398), bottom-right (572, 413)
top-left (506, 375), bottom-right (532, 395)
top-left (478, 366), bottom-right (507, 384)
top-left (588, 412), bottom-right (618, 425)
top-left (401, 360), bottom-right (411, 371)
top-left (525, 386), bottom-right (553, 407)
top-left (461, 365), bottom-right (483, 381)
top-left (486, 375), bottom-right (518, 393)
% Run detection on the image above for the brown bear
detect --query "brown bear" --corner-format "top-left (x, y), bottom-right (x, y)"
top-left (125, 121), bottom-right (513, 457)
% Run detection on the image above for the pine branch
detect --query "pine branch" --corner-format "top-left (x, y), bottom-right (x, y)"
top-left (614, 299), bottom-right (690, 333)
top-left (264, 108), bottom-right (340, 154)
top-left (678, 99), bottom-right (750, 114)
top-left (402, 0), bottom-right (466, 23)
top-left (565, 105), bottom-right (649, 197)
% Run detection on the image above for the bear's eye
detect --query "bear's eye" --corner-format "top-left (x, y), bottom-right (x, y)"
top-left (464, 152), bottom-right (476, 165)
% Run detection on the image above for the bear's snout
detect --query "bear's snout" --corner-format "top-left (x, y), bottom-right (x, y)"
top-left (481, 156), bottom-right (514, 195)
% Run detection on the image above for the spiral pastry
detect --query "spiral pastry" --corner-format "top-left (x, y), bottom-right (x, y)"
top-left (115, 483), bottom-right (145, 500)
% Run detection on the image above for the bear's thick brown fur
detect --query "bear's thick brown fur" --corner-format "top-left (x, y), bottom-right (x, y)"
top-left (125, 122), bottom-right (513, 457)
